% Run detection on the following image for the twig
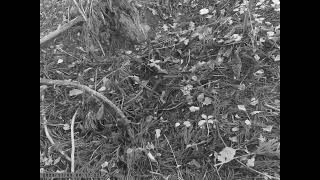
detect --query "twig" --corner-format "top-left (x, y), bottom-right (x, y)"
top-left (41, 105), bottom-right (71, 161)
top-left (264, 103), bottom-right (280, 111)
top-left (40, 16), bottom-right (84, 46)
top-left (235, 159), bottom-right (280, 180)
top-left (72, 0), bottom-right (87, 22)
top-left (71, 108), bottom-right (79, 173)
top-left (40, 78), bottom-right (131, 125)
top-left (163, 134), bottom-right (183, 179)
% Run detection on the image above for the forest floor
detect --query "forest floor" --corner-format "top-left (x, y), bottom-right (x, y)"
top-left (40, 0), bottom-right (280, 179)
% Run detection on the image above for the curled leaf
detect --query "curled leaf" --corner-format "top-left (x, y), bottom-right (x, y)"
top-left (69, 89), bottom-right (83, 96)
top-left (96, 104), bottom-right (105, 121)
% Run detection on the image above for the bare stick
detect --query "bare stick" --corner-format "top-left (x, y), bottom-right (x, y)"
top-left (72, 0), bottom-right (87, 22)
top-left (41, 105), bottom-right (71, 161)
top-left (71, 108), bottom-right (79, 173)
top-left (40, 78), bottom-right (131, 125)
top-left (235, 159), bottom-right (280, 180)
top-left (40, 16), bottom-right (84, 46)
top-left (163, 134), bottom-right (182, 179)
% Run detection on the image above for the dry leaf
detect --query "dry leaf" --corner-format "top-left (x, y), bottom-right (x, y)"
top-left (183, 121), bottom-right (191, 127)
top-left (203, 97), bottom-right (212, 105)
top-left (96, 104), bottom-right (105, 121)
top-left (155, 129), bottom-right (161, 138)
top-left (217, 147), bottom-right (236, 163)
top-left (238, 105), bottom-right (246, 111)
top-left (197, 93), bottom-right (205, 102)
top-left (69, 89), bottom-right (83, 96)
top-left (246, 156), bottom-right (255, 167)
top-left (229, 136), bottom-right (238, 142)
top-left (147, 152), bottom-right (157, 162)
top-left (262, 125), bottom-right (273, 132)
top-left (189, 106), bottom-right (200, 112)
top-left (98, 86), bottom-right (106, 92)
top-left (188, 159), bottom-right (201, 168)
top-left (199, 8), bottom-right (209, 15)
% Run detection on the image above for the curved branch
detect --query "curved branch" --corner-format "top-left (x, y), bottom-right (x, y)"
top-left (40, 16), bottom-right (84, 46)
top-left (40, 78), bottom-right (131, 126)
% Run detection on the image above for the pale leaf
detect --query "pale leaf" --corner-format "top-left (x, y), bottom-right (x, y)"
top-left (197, 93), bottom-right (205, 102)
top-left (175, 122), bottom-right (181, 127)
top-left (262, 125), bottom-right (273, 132)
top-left (57, 59), bottom-right (63, 64)
top-left (69, 89), bottom-right (83, 96)
top-left (96, 104), bottom-right (105, 121)
top-left (217, 147), bottom-right (236, 163)
top-left (63, 124), bottom-right (70, 130)
top-left (155, 129), bottom-right (161, 138)
top-left (238, 105), bottom-right (246, 111)
top-left (98, 86), bottom-right (106, 92)
top-left (203, 97), bottom-right (212, 105)
top-left (199, 8), bottom-right (209, 15)
top-left (246, 156), bottom-right (255, 167)
top-left (147, 152), bottom-right (157, 162)
top-left (189, 106), bottom-right (200, 112)
top-left (183, 121), bottom-right (191, 127)
top-left (229, 136), bottom-right (238, 142)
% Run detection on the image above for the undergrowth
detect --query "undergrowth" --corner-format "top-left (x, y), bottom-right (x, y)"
top-left (40, 0), bottom-right (280, 179)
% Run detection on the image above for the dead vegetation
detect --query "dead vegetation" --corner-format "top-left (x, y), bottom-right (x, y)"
top-left (40, 0), bottom-right (280, 179)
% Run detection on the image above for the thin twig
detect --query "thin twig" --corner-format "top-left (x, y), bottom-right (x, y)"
top-left (40, 16), bottom-right (84, 46)
top-left (264, 103), bottom-right (280, 111)
top-left (235, 159), bottom-right (280, 180)
top-left (163, 134), bottom-right (183, 179)
top-left (41, 105), bottom-right (71, 161)
top-left (72, 0), bottom-right (87, 21)
top-left (71, 108), bottom-right (79, 173)
top-left (40, 78), bottom-right (131, 125)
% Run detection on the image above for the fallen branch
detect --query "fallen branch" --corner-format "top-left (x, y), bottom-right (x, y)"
top-left (40, 16), bottom-right (84, 46)
top-left (41, 104), bottom-right (71, 161)
top-left (40, 78), bottom-right (131, 126)
top-left (70, 108), bottom-right (79, 173)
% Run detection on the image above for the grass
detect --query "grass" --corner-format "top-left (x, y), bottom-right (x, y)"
top-left (40, 0), bottom-right (280, 179)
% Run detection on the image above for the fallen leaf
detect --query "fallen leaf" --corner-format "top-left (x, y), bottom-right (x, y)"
top-left (238, 105), bottom-right (246, 111)
top-left (175, 122), bottom-right (181, 127)
top-left (199, 8), bottom-right (209, 15)
top-left (69, 89), bottom-right (83, 96)
top-left (188, 159), bottom-right (201, 168)
top-left (101, 161), bottom-right (109, 168)
top-left (57, 59), bottom-right (63, 64)
top-left (203, 97), bottom-right (212, 105)
top-left (63, 124), bottom-right (70, 130)
top-left (147, 152), bottom-right (157, 162)
top-left (217, 147), bottom-right (236, 163)
top-left (155, 129), bottom-right (161, 138)
top-left (229, 136), bottom-right (238, 142)
top-left (183, 121), bottom-right (191, 127)
top-left (251, 111), bottom-right (263, 115)
top-left (197, 93), bottom-right (205, 102)
top-left (98, 86), bottom-right (106, 92)
top-left (163, 24), bottom-right (169, 31)
top-left (246, 156), bottom-right (255, 167)
top-left (189, 106), bottom-right (200, 112)
top-left (102, 77), bottom-right (112, 90)
top-left (262, 125), bottom-right (273, 132)
top-left (250, 98), bottom-right (259, 106)
top-left (53, 157), bottom-right (61, 165)
top-left (198, 120), bottom-right (206, 127)
top-left (96, 104), bottom-right (104, 121)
